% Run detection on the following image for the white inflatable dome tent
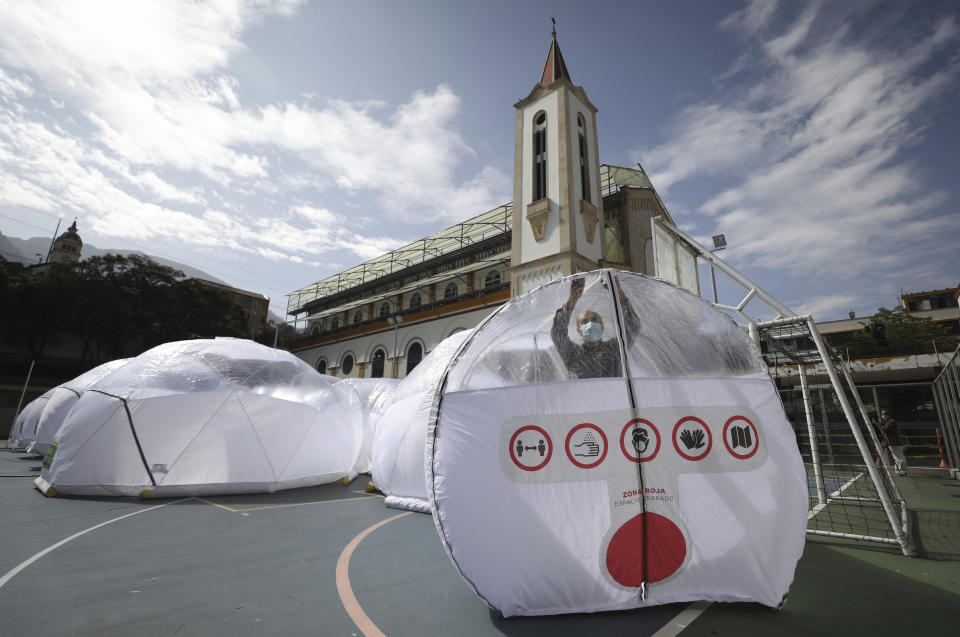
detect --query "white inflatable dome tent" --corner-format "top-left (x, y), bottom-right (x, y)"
top-left (28, 358), bottom-right (130, 457)
top-left (371, 329), bottom-right (471, 512)
top-left (36, 338), bottom-right (362, 498)
top-left (8, 389), bottom-right (55, 450)
top-left (334, 378), bottom-right (400, 476)
top-left (428, 270), bottom-right (807, 617)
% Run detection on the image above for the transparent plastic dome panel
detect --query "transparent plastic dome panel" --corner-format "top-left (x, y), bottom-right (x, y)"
top-left (446, 272), bottom-right (618, 391)
top-left (446, 271), bottom-right (764, 393)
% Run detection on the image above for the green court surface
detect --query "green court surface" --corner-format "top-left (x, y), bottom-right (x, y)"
top-left (685, 475), bottom-right (960, 635)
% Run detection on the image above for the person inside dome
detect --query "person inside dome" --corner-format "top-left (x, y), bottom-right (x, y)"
top-left (551, 276), bottom-right (640, 379)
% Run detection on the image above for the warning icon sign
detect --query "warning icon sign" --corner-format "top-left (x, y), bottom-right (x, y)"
top-left (722, 415), bottom-right (760, 460)
top-left (509, 425), bottom-right (552, 471)
top-left (620, 418), bottom-right (661, 463)
top-left (565, 423), bottom-right (608, 469)
top-left (672, 416), bottom-right (712, 461)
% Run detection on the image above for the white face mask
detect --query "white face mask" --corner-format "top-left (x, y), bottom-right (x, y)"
top-left (580, 321), bottom-right (603, 342)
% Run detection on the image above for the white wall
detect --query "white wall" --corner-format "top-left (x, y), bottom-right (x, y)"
top-left (297, 305), bottom-right (498, 380)
top-left (518, 90), bottom-right (561, 264)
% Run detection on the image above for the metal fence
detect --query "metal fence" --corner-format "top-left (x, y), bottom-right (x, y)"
top-left (932, 346), bottom-right (960, 469)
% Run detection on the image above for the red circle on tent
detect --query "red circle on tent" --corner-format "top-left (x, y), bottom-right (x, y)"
top-left (509, 425), bottom-right (552, 471)
top-left (565, 423), bottom-right (608, 469)
top-left (672, 416), bottom-right (712, 461)
top-left (620, 419), bottom-right (660, 463)
top-left (722, 415), bottom-right (760, 460)
top-left (606, 512), bottom-right (686, 586)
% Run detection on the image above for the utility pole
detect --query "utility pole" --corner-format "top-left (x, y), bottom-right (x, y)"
top-left (45, 218), bottom-right (62, 263)
top-left (387, 314), bottom-right (404, 378)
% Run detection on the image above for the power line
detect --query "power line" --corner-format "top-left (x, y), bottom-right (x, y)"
top-left (0, 212), bottom-right (58, 234)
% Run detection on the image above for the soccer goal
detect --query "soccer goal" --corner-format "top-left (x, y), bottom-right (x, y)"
top-left (651, 216), bottom-right (914, 556)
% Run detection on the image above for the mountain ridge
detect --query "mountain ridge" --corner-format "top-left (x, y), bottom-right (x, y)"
top-left (0, 234), bottom-right (227, 285)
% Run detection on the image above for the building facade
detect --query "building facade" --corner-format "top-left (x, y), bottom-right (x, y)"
top-left (47, 220), bottom-right (82, 264)
top-left (196, 279), bottom-right (270, 339)
top-left (286, 34), bottom-right (676, 378)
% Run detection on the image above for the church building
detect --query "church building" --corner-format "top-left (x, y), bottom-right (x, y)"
top-left (286, 33), bottom-right (676, 378)
top-left (47, 220), bottom-right (83, 264)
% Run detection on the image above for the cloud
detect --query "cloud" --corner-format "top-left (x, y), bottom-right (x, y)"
top-left (638, 4), bottom-right (960, 285)
top-left (793, 293), bottom-right (864, 319)
top-left (0, 0), bottom-right (508, 289)
top-left (720, 0), bottom-right (779, 34)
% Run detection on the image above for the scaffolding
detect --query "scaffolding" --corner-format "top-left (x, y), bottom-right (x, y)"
top-left (286, 203), bottom-right (513, 319)
top-left (651, 216), bottom-right (915, 556)
top-left (287, 163), bottom-right (661, 325)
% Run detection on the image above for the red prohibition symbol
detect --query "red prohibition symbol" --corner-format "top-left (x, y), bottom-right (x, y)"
top-left (722, 415), bottom-right (760, 460)
top-left (672, 416), bottom-right (712, 461)
top-left (509, 425), bottom-right (552, 471)
top-left (620, 418), bottom-right (660, 463)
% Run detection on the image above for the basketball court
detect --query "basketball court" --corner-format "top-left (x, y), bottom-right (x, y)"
top-left (2, 448), bottom-right (958, 636)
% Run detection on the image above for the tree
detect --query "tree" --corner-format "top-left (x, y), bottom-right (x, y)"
top-left (847, 307), bottom-right (954, 356)
top-left (0, 255), bottom-right (250, 369)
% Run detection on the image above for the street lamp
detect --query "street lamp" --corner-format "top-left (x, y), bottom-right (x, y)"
top-left (386, 313), bottom-right (404, 378)
top-left (709, 234), bottom-right (726, 304)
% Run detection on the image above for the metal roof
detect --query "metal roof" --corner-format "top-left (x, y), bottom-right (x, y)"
top-left (288, 204), bottom-right (512, 313)
top-left (287, 164), bottom-right (665, 316)
top-left (303, 253), bottom-right (511, 322)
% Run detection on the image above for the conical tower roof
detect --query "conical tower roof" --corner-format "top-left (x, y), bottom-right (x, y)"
top-left (539, 31), bottom-right (571, 87)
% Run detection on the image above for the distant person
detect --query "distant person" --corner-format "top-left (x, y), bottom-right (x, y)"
top-left (880, 408), bottom-right (907, 476)
top-left (551, 277), bottom-right (639, 379)
top-left (869, 414), bottom-right (883, 466)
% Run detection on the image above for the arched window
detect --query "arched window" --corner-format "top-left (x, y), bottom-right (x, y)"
top-left (409, 293), bottom-right (422, 310)
top-left (379, 303), bottom-right (391, 318)
top-left (484, 270), bottom-right (501, 289)
top-left (330, 317), bottom-right (340, 330)
top-left (444, 282), bottom-right (458, 300)
top-left (578, 114), bottom-right (590, 203)
top-left (406, 342), bottom-right (423, 375)
top-left (643, 238), bottom-right (654, 275)
top-left (341, 354), bottom-right (354, 376)
top-left (533, 112), bottom-right (547, 201)
top-left (371, 349), bottom-right (385, 378)
top-left (316, 359), bottom-right (327, 374)
top-left (353, 310), bottom-right (363, 325)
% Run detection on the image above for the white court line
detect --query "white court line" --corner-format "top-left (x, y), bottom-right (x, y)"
top-left (807, 472), bottom-right (863, 520)
top-left (650, 600), bottom-right (711, 637)
top-left (0, 499), bottom-right (188, 591)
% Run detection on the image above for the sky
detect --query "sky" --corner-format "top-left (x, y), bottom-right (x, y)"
top-left (0, 0), bottom-right (957, 322)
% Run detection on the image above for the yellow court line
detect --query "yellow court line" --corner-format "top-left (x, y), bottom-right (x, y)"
top-left (336, 511), bottom-right (413, 637)
top-left (195, 497), bottom-right (240, 513)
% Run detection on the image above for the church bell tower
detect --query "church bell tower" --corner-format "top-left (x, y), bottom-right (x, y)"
top-left (510, 28), bottom-right (603, 296)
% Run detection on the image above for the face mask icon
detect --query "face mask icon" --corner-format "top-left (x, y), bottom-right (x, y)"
top-left (581, 321), bottom-right (603, 342)
top-left (631, 427), bottom-right (650, 454)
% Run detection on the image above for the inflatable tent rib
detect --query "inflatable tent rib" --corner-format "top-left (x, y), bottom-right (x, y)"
top-left (8, 389), bottom-right (55, 451)
top-left (28, 358), bottom-right (130, 457)
top-left (36, 338), bottom-right (362, 498)
top-left (427, 270), bottom-right (807, 616)
top-left (371, 329), bottom-right (471, 512)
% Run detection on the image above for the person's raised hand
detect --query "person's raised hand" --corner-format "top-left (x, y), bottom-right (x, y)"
top-left (565, 277), bottom-right (585, 310)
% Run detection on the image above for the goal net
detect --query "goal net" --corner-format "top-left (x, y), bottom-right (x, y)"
top-left (651, 216), bottom-right (914, 556)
